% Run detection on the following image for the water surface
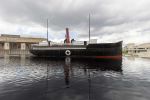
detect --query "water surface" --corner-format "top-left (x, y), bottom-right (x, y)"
top-left (0, 56), bottom-right (150, 100)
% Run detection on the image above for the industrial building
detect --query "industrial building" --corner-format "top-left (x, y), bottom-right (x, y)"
top-left (0, 34), bottom-right (46, 56)
top-left (124, 43), bottom-right (150, 58)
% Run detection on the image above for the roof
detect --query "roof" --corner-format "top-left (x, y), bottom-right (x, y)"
top-left (137, 43), bottom-right (150, 48)
top-left (0, 35), bottom-right (46, 43)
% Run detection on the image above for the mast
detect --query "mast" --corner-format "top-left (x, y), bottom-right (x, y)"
top-left (47, 19), bottom-right (49, 42)
top-left (89, 14), bottom-right (91, 44)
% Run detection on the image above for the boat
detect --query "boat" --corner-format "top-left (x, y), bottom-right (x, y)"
top-left (30, 16), bottom-right (122, 60)
top-left (30, 42), bottom-right (122, 60)
top-left (30, 27), bottom-right (122, 60)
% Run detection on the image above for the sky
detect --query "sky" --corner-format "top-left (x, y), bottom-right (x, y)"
top-left (0, 0), bottom-right (150, 44)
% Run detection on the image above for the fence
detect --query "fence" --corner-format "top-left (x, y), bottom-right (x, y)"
top-left (0, 49), bottom-right (31, 57)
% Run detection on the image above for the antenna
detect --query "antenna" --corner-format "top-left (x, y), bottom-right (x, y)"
top-left (47, 19), bottom-right (49, 42)
top-left (89, 14), bottom-right (91, 44)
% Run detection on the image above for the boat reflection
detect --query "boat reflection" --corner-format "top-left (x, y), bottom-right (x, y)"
top-left (30, 57), bottom-right (122, 72)
top-left (64, 57), bottom-right (71, 88)
top-left (65, 57), bottom-right (122, 71)
top-left (31, 57), bottom-right (122, 88)
top-left (30, 57), bottom-right (122, 87)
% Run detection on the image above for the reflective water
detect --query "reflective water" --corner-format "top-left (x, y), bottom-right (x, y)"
top-left (0, 56), bottom-right (150, 100)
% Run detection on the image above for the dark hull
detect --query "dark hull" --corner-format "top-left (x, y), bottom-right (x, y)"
top-left (30, 41), bottom-right (122, 60)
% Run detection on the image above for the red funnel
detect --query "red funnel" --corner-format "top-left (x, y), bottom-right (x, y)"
top-left (66, 28), bottom-right (70, 44)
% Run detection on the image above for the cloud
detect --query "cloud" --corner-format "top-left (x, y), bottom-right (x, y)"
top-left (0, 0), bottom-right (150, 44)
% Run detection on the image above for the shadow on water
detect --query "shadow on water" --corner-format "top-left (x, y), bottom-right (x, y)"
top-left (0, 56), bottom-right (122, 100)
top-left (30, 57), bottom-right (122, 72)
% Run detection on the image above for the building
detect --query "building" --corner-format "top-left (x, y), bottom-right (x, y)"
top-left (69, 39), bottom-right (97, 45)
top-left (124, 43), bottom-right (150, 58)
top-left (0, 34), bottom-right (46, 56)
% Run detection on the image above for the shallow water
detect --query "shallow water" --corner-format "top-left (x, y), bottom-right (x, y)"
top-left (0, 56), bottom-right (150, 100)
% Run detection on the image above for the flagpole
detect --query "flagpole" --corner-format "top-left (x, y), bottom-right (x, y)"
top-left (89, 14), bottom-right (91, 44)
top-left (47, 19), bottom-right (49, 42)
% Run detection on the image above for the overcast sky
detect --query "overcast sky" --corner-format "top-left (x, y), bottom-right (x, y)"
top-left (0, 0), bottom-right (150, 44)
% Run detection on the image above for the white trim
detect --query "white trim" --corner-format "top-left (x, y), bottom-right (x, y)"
top-left (32, 47), bottom-right (86, 50)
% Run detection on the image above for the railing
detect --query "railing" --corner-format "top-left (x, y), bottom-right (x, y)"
top-left (0, 49), bottom-right (31, 57)
top-left (32, 45), bottom-right (86, 48)
top-left (31, 45), bottom-right (87, 50)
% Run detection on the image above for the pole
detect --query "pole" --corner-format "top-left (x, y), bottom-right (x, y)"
top-left (89, 14), bottom-right (91, 44)
top-left (47, 19), bottom-right (49, 42)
